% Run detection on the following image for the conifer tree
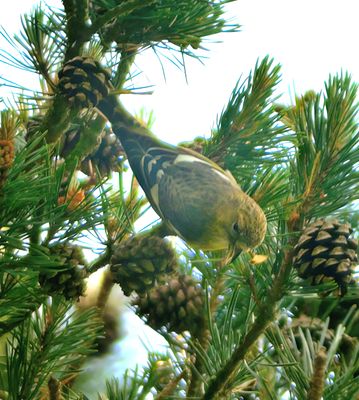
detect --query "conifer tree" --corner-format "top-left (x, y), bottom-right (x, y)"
top-left (0, 1), bottom-right (358, 399)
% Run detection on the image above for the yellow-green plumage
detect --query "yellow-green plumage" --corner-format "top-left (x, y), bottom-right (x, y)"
top-left (114, 123), bottom-right (267, 263)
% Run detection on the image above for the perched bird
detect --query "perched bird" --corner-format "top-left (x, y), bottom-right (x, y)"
top-left (114, 125), bottom-right (267, 264)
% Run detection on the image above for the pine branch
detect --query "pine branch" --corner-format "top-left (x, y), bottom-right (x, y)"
top-left (155, 370), bottom-right (187, 400)
top-left (90, 0), bottom-right (156, 38)
top-left (307, 347), bottom-right (327, 400)
top-left (91, 0), bottom-right (239, 52)
top-left (0, 7), bottom-right (65, 85)
top-left (205, 57), bottom-right (288, 176)
top-left (112, 48), bottom-right (138, 90)
top-left (202, 246), bottom-right (295, 399)
top-left (48, 376), bottom-right (61, 400)
top-left (0, 134), bottom-right (52, 235)
top-left (5, 301), bottom-right (102, 399)
top-left (62, 0), bottom-right (89, 60)
top-left (287, 73), bottom-right (359, 218)
top-left (103, 355), bottom-right (176, 400)
top-left (265, 308), bottom-right (359, 400)
top-left (88, 248), bottom-right (112, 274)
top-left (188, 283), bottom-right (267, 396)
top-left (96, 268), bottom-right (114, 309)
top-left (0, 272), bottom-right (46, 335)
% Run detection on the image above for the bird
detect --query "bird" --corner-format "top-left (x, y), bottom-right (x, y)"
top-left (112, 123), bottom-right (267, 264)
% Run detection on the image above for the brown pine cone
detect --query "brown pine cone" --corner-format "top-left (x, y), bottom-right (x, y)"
top-left (293, 219), bottom-right (358, 295)
top-left (134, 275), bottom-right (205, 334)
top-left (80, 127), bottom-right (125, 177)
top-left (110, 235), bottom-right (178, 296)
top-left (58, 56), bottom-right (112, 108)
top-left (39, 243), bottom-right (88, 300)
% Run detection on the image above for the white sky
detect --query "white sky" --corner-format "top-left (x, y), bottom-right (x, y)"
top-left (0, 0), bottom-right (358, 144)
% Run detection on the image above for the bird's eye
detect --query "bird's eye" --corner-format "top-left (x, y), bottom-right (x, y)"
top-left (232, 222), bottom-right (239, 232)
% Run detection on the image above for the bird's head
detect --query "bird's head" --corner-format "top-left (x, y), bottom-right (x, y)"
top-left (223, 193), bottom-right (267, 265)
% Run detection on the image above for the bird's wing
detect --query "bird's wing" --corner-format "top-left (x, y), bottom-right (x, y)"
top-left (156, 159), bottom-right (236, 248)
top-left (116, 127), bottom-right (174, 216)
top-left (117, 126), bottom-right (237, 230)
top-left (141, 147), bottom-right (215, 220)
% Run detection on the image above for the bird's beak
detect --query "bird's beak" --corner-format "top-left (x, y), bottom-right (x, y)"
top-left (222, 243), bottom-right (243, 266)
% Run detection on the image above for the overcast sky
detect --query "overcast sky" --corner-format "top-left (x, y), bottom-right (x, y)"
top-left (0, 0), bottom-right (358, 144)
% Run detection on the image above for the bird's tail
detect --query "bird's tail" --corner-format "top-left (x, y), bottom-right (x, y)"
top-left (115, 124), bottom-right (155, 165)
top-left (98, 95), bottom-right (169, 194)
top-left (98, 95), bottom-right (159, 157)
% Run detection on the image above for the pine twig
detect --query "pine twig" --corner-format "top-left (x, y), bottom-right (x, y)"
top-left (202, 247), bottom-right (295, 399)
top-left (97, 268), bottom-right (115, 310)
top-left (209, 266), bottom-right (227, 315)
top-left (48, 376), bottom-right (60, 400)
top-left (187, 266), bottom-right (225, 397)
top-left (187, 326), bottom-right (210, 397)
top-left (113, 48), bottom-right (138, 90)
top-left (90, 0), bottom-right (156, 37)
top-left (307, 347), bottom-right (327, 400)
top-left (88, 247), bottom-right (112, 274)
top-left (62, 0), bottom-right (88, 60)
top-left (155, 370), bottom-right (187, 400)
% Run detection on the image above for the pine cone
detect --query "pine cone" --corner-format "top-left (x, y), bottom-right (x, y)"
top-left (58, 56), bottom-right (111, 108)
top-left (134, 275), bottom-right (205, 334)
top-left (110, 235), bottom-right (178, 296)
top-left (81, 127), bottom-right (125, 177)
top-left (39, 243), bottom-right (88, 300)
top-left (0, 139), bottom-right (15, 188)
top-left (293, 219), bottom-right (358, 295)
top-left (0, 139), bottom-right (15, 169)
